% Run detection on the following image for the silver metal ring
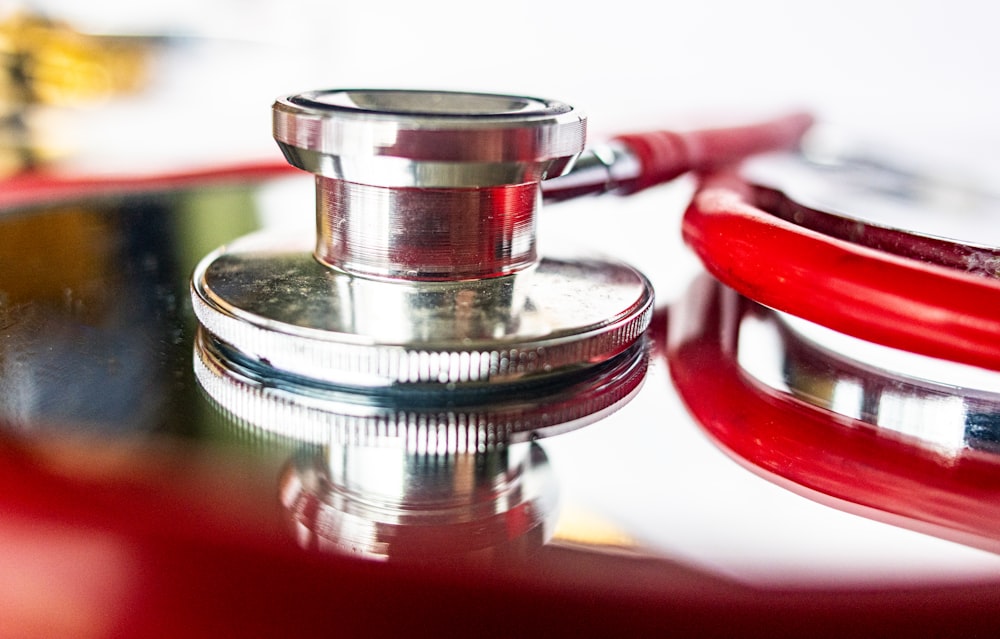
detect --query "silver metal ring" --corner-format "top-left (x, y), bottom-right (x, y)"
top-left (273, 89), bottom-right (586, 188)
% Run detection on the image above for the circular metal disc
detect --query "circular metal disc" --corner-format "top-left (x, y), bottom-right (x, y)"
top-left (191, 232), bottom-right (653, 388)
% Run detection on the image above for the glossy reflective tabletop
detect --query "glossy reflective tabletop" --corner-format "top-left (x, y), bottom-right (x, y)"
top-left (4, 168), bottom-right (1000, 636)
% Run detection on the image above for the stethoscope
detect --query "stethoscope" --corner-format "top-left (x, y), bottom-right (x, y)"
top-left (16, 87), bottom-right (997, 552)
top-left (188, 89), bottom-right (820, 445)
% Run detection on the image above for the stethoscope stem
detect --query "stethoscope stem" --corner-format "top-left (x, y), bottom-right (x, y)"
top-left (542, 111), bottom-right (814, 201)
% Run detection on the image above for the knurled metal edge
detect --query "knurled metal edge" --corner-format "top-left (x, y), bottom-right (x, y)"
top-left (191, 277), bottom-right (653, 388)
top-left (193, 329), bottom-right (648, 451)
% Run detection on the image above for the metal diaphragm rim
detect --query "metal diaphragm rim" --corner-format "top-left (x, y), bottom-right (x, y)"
top-left (190, 233), bottom-right (654, 389)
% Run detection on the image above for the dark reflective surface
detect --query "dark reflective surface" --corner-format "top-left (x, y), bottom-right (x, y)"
top-left (0, 176), bottom-right (643, 567)
top-left (0, 186), bottom-right (256, 437)
top-left (280, 442), bottom-right (557, 564)
top-left (4, 171), bottom-right (1000, 600)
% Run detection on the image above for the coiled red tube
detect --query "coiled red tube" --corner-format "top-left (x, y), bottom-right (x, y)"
top-left (683, 171), bottom-right (1000, 372)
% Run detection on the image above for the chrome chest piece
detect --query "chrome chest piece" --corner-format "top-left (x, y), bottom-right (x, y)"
top-left (191, 89), bottom-right (653, 448)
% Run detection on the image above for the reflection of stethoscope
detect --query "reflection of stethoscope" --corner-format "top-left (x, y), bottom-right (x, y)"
top-left (667, 278), bottom-right (1000, 553)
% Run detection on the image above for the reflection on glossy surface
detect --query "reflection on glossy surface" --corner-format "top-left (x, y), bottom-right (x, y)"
top-left (0, 180), bottom-right (260, 436)
top-left (15, 162), bottom-right (649, 565)
top-left (194, 326), bottom-right (648, 448)
top-left (670, 275), bottom-right (1000, 552)
top-left (8, 169), bottom-right (1000, 635)
top-left (0, 174), bottom-right (642, 569)
top-left (736, 304), bottom-right (1000, 456)
top-left (197, 316), bottom-right (646, 562)
top-left (280, 443), bottom-right (556, 563)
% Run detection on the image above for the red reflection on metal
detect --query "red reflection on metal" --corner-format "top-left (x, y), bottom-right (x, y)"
top-left (667, 276), bottom-right (1000, 553)
top-left (316, 179), bottom-right (537, 280)
top-left (0, 160), bottom-right (296, 209)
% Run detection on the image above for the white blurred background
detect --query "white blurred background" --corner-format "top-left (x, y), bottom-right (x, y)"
top-left (13, 0), bottom-right (1000, 173)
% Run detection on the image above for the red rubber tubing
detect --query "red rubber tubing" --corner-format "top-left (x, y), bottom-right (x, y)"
top-left (682, 171), bottom-right (1000, 372)
top-left (613, 112), bottom-right (814, 193)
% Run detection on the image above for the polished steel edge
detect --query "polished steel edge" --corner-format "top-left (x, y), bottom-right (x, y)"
top-left (190, 267), bottom-right (654, 388)
top-left (194, 347), bottom-right (507, 451)
top-left (759, 310), bottom-right (1000, 454)
top-left (275, 144), bottom-right (581, 187)
top-left (275, 146), bottom-right (581, 188)
top-left (272, 98), bottom-right (586, 157)
top-left (314, 178), bottom-right (539, 280)
top-left (541, 142), bottom-right (643, 197)
top-left (272, 89), bottom-right (586, 187)
top-left (193, 329), bottom-right (649, 449)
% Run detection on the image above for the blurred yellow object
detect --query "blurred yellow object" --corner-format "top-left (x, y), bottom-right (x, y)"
top-left (0, 11), bottom-right (150, 107)
top-left (551, 505), bottom-right (640, 552)
top-left (0, 11), bottom-right (152, 173)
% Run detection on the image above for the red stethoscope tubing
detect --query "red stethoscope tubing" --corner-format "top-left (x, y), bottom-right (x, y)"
top-left (682, 171), bottom-right (1000, 373)
top-left (611, 112), bottom-right (815, 193)
top-left (665, 278), bottom-right (1000, 553)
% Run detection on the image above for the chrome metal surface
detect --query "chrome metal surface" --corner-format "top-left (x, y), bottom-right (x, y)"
top-left (276, 89), bottom-right (585, 281)
top-left (273, 89), bottom-right (586, 188)
top-left (275, 88), bottom-right (586, 282)
top-left (5, 172), bottom-right (1000, 594)
top-left (192, 88), bottom-right (653, 409)
top-left (192, 232), bottom-right (652, 388)
top-left (733, 149), bottom-right (1000, 447)
top-left (744, 151), bottom-right (1000, 274)
top-left (737, 305), bottom-right (1000, 455)
top-left (541, 141), bottom-right (642, 201)
top-left (314, 178), bottom-right (539, 280)
top-left (280, 442), bottom-right (557, 562)
top-left (194, 325), bottom-right (649, 447)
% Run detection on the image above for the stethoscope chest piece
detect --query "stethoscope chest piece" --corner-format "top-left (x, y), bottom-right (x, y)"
top-left (191, 89), bottom-right (653, 445)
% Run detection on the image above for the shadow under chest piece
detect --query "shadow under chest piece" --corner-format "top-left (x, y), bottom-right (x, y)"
top-left (190, 89), bottom-right (654, 448)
